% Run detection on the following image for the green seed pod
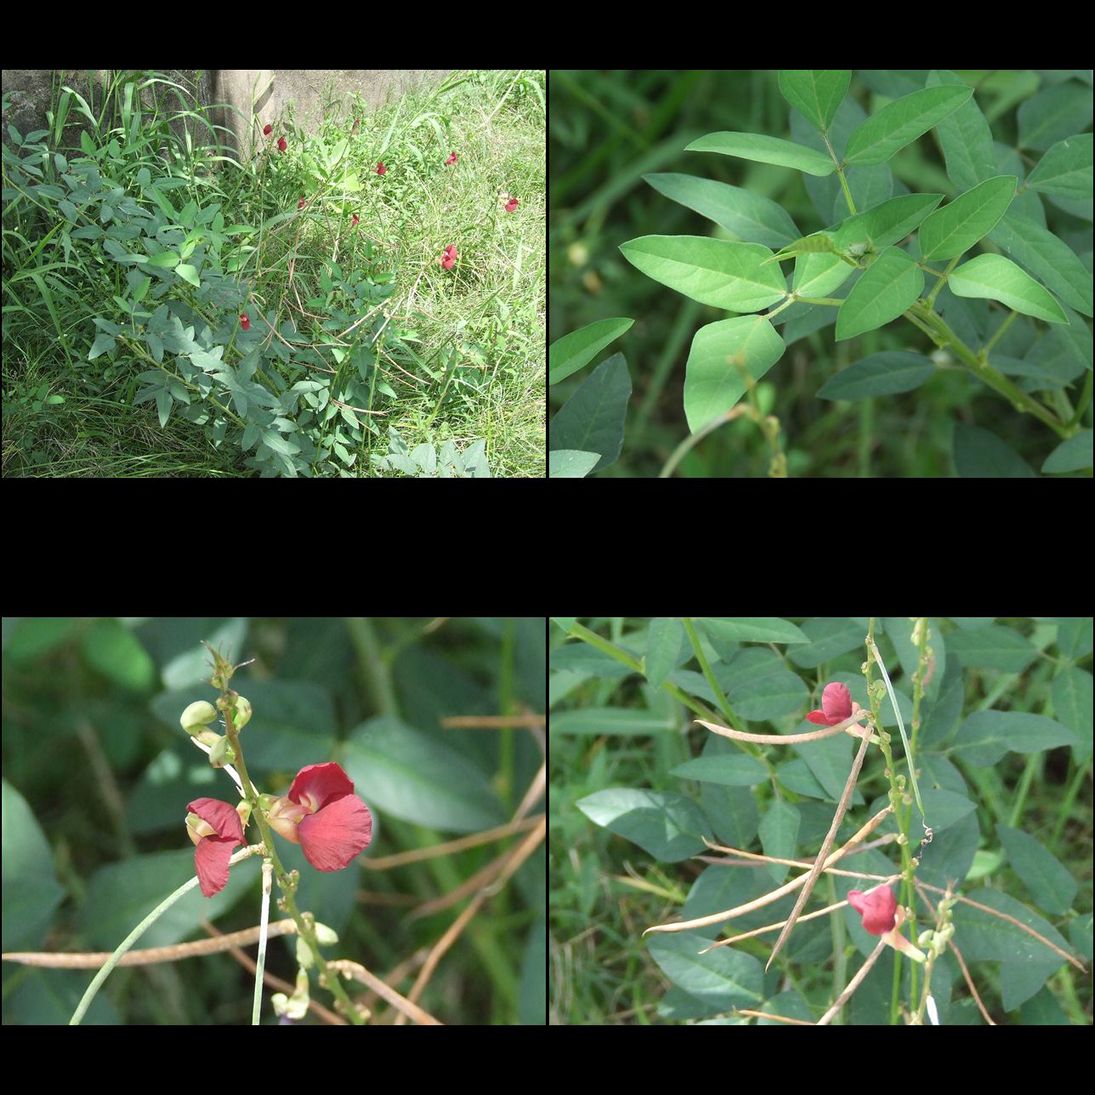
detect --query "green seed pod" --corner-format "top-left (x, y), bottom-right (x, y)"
top-left (233, 695), bottom-right (253, 730)
top-left (209, 735), bottom-right (236, 768)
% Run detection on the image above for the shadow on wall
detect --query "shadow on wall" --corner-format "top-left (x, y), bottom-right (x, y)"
top-left (2, 69), bottom-right (452, 161)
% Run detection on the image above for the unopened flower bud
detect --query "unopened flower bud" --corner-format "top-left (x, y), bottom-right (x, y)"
top-left (181, 701), bottom-right (218, 734)
top-left (196, 729), bottom-right (221, 748)
top-left (209, 735), bottom-right (236, 768)
top-left (236, 801), bottom-right (252, 829)
top-left (314, 922), bottom-right (339, 946)
top-left (233, 695), bottom-right (252, 730)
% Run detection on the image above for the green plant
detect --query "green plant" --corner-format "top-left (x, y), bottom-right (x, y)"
top-left (369, 426), bottom-right (491, 477)
top-left (552, 70), bottom-right (1093, 477)
top-left (551, 617), bottom-right (1093, 1025)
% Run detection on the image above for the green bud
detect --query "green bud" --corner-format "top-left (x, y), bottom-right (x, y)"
top-left (917, 930), bottom-right (934, 948)
top-left (314, 922), bottom-right (339, 946)
top-left (209, 735), bottom-right (236, 768)
top-left (296, 936), bottom-right (317, 969)
top-left (233, 695), bottom-right (253, 730)
top-left (181, 700), bottom-right (218, 734)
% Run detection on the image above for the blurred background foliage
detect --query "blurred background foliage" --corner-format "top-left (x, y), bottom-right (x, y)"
top-left (2, 616), bottom-right (546, 1024)
top-left (549, 70), bottom-right (1093, 476)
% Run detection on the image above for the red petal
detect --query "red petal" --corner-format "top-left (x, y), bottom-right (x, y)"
top-left (288, 762), bottom-right (355, 812)
top-left (848, 886), bottom-right (897, 934)
top-left (821, 682), bottom-right (852, 721)
top-left (187, 798), bottom-right (245, 842)
top-left (194, 836), bottom-right (237, 897)
top-left (298, 795), bottom-right (373, 871)
top-left (805, 710), bottom-right (832, 725)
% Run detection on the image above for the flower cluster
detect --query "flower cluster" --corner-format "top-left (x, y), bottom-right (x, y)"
top-left (186, 762), bottom-right (372, 897)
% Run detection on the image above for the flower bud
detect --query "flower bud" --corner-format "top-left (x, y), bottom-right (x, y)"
top-left (314, 922), bottom-right (339, 946)
top-left (236, 801), bottom-right (252, 829)
top-left (233, 695), bottom-right (252, 730)
top-left (209, 735), bottom-right (236, 768)
top-left (196, 729), bottom-right (222, 748)
top-left (917, 929), bottom-right (934, 948)
top-left (271, 969), bottom-right (310, 1021)
top-left (181, 700), bottom-right (218, 734)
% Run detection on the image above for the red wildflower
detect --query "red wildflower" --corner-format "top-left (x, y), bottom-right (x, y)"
top-left (277, 137), bottom-right (287, 153)
top-left (504, 197), bottom-right (519, 213)
top-left (298, 197), bottom-right (307, 210)
top-left (444, 151), bottom-right (457, 166)
top-left (239, 314), bottom-right (251, 331)
top-left (351, 213), bottom-right (360, 227)
top-left (263, 124), bottom-right (273, 137)
top-left (376, 162), bottom-right (387, 175)
top-left (806, 681), bottom-right (853, 725)
top-left (266, 762), bottom-right (373, 872)
top-left (186, 798), bottom-right (245, 898)
top-left (440, 244), bottom-right (458, 270)
top-left (351, 117), bottom-right (360, 134)
top-left (848, 885), bottom-right (897, 935)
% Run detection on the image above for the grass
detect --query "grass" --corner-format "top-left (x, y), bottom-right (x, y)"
top-left (3, 69), bottom-right (545, 477)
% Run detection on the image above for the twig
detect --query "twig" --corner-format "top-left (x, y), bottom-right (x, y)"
top-left (441, 714), bottom-right (546, 729)
top-left (734, 1008), bottom-right (815, 1026)
top-left (817, 938), bottom-right (888, 1025)
top-left (766, 727), bottom-right (876, 970)
top-left (362, 815), bottom-right (542, 870)
top-left (326, 960), bottom-right (442, 1025)
top-left (696, 709), bottom-right (875, 746)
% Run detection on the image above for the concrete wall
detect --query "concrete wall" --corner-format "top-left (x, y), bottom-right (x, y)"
top-left (2, 69), bottom-right (452, 158)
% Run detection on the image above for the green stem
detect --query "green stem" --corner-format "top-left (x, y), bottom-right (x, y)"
top-left (70, 845), bottom-right (261, 1024)
top-left (345, 616), bottom-right (399, 717)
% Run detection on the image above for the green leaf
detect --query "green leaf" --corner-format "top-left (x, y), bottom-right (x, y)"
top-left (792, 251), bottom-right (856, 297)
top-left (817, 351), bottom-right (934, 400)
top-left (683, 316), bottom-right (785, 432)
top-left (174, 263), bottom-right (201, 288)
top-left (670, 755), bottom-right (769, 787)
top-left (548, 449), bottom-right (600, 478)
top-left (834, 193), bottom-right (944, 251)
top-left (1042, 430), bottom-right (1093, 474)
top-left (1026, 133), bottom-right (1093, 216)
top-left (686, 131), bottom-right (836, 176)
top-left (80, 849), bottom-right (256, 949)
top-left (919, 788), bottom-right (976, 830)
top-left (953, 710), bottom-right (1075, 766)
top-left (2, 780), bottom-right (65, 950)
top-left (844, 85), bottom-right (972, 165)
top-left (758, 799), bottom-right (801, 882)
top-left (619, 235), bottom-right (787, 312)
top-left (645, 617), bottom-right (685, 689)
top-left (1018, 81), bottom-right (1094, 151)
top-left (88, 332), bottom-right (115, 360)
top-left (918, 176), bottom-right (1017, 260)
top-left (953, 424), bottom-right (1036, 478)
top-left (720, 648), bottom-right (809, 719)
top-left (647, 934), bottom-right (763, 1008)
top-left (1050, 668), bottom-right (1093, 764)
top-left (997, 824), bottom-right (1077, 916)
top-left (343, 715), bottom-right (504, 832)
top-left (548, 352), bottom-right (631, 474)
top-left (145, 250), bottom-right (180, 269)
top-left (989, 214), bottom-right (1093, 317)
top-left (576, 788), bottom-right (712, 861)
top-left (548, 316), bottom-right (634, 385)
top-left (777, 71), bottom-right (852, 132)
top-left (644, 173), bottom-right (800, 248)
top-left (835, 248), bottom-right (924, 341)
top-left (949, 254), bottom-right (1067, 324)
top-left (699, 618), bottom-right (809, 644)
top-left (80, 619), bottom-right (156, 693)
top-left (787, 618), bottom-right (865, 668)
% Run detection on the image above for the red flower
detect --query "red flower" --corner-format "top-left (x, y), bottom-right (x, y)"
top-left (298, 197), bottom-right (307, 210)
top-left (239, 314), bottom-right (251, 331)
top-left (376, 162), bottom-right (387, 175)
top-left (351, 117), bottom-right (360, 134)
top-left (806, 681), bottom-right (853, 725)
top-left (440, 244), bottom-right (458, 270)
top-left (186, 798), bottom-right (245, 898)
top-left (351, 213), bottom-right (359, 227)
top-left (266, 763), bottom-right (373, 872)
top-left (848, 885), bottom-right (897, 935)
top-left (444, 151), bottom-right (457, 166)
top-left (263, 124), bottom-right (273, 137)
top-left (277, 137), bottom-right (287, 153)
top-left (504, 197), bottom-right (519, 213)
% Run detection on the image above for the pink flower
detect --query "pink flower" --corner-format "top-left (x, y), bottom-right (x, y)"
top-left (277, 137), bottom-right (287, 153)
top-left (440, 244), bottom-right (457, 270)
top-left (263, 124), bottom-right (273, 137)
top-left (504, 197), bottom-right (519, 213)
top-left (298, 197), bottom-right (307, 210)
top-left (186, 798), bottom-right (245, 898)
top-left (376, 162), bottom-right (387, 175)
top-left (806, 681), bottom-right (853, 725)
top-left (848, 885), bottom-right (897, 935)
top-left (239, 314), bottom-right (251, 331)
top-left (444, 151), bottom-right (457, 166)
top-left (266, 763), bottom-right (373, 872)
top-left (351, 213), bottom-right (359, 227)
